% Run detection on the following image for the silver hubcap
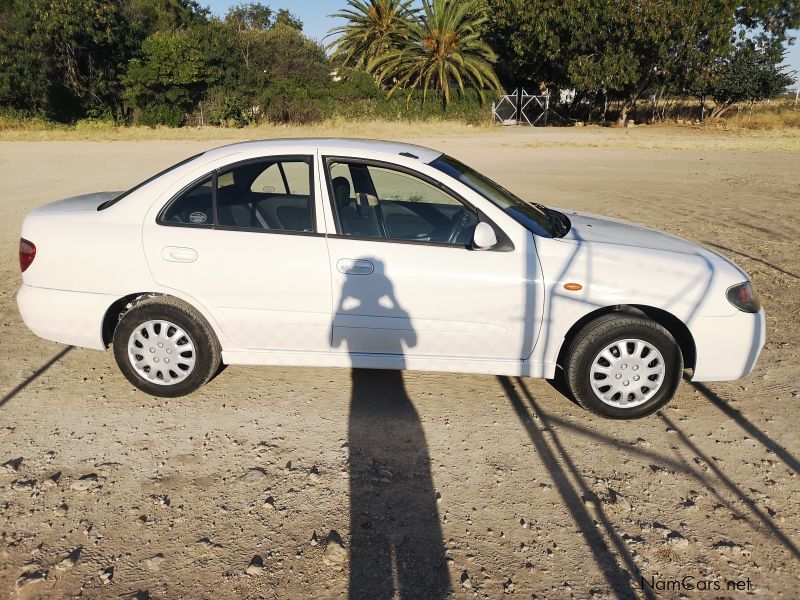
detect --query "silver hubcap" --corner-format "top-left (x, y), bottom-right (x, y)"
top-left (128, 320), bottom-right (196, 386)
top-left (590, 339), bottom-right (665, 408)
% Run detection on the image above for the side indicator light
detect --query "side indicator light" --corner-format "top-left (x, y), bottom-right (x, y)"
top-left (564, 282), bottom-right (583, 291)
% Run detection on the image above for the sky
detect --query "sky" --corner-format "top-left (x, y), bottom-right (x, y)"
top-left (205, 1), bottom-right (800, 87)
top-left (205, 0), bottom-right (350, 44)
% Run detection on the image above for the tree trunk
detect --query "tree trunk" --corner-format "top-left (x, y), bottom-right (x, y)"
top-left (567, 91), bottom-right (585, 118)
top-left (585, 91), bottom-right (597, 123)
top-left (616, 102), bottom-right (631, 126)
top-left (601, 89), bottom-right (608, 123)
top-left (709, 101), bottom-right (736, 119)
top-left (616, 74), bottom-right (652, 126)
top-left (655, 85), bottom-right (666, 121)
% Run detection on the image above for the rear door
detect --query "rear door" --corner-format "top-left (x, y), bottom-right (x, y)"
top-left (142, 154), bottom-right (332, 352)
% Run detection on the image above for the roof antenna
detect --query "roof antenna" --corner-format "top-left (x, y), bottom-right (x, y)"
top-left (399, 151), bottom-right (419, 159)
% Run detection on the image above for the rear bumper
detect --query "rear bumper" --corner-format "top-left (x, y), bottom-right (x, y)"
top-left (690, 308), bottom-right (765, 381)
top-left (17, 285), bottom-right (111, 350)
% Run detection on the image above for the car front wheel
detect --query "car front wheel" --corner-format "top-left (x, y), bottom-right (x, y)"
top-left (113, 296), bottom-right (221, 397)
top-left (563, 313), bottom-right (683, 419)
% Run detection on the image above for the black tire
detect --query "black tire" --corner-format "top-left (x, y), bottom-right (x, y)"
top-left (113, 296), bottom-right (221, 398)
top-left (563, 313), bottom-right (683, 419)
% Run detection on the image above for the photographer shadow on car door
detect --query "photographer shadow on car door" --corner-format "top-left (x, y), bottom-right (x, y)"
top-left (331, 257), bottom-right (451, 599)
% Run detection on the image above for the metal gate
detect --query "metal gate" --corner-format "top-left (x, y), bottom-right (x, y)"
top-left (492, 88), bottom-right (549, 126)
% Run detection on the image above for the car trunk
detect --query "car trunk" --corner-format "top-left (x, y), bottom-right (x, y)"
top-left (30, 192), bottom-right (121, 215)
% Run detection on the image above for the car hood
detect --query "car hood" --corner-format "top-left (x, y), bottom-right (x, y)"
top-left (30, 191), bottom-right (121, 215)
top-left (557, 209), bottom-right (706, 255)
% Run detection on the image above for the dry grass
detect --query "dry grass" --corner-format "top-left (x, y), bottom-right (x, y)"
top-left (1, 112), bottom-right (799, 152)
top-left (0, 116), bottom-right (490, 142)
top-left (719, 100), bottom-right (800, 130)
top-left (514, 124), bottom-right (800, 153)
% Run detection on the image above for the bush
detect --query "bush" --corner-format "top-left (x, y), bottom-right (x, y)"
top-left (261, 81), bottom-right (325, 124)
top-left (331, 69), bottom-right (382, 101)
top-left (208, 93), bottom-right (248, 127)
top-left (0, 109), bottom-right (58, 131)
top-left (139, 104), bottom-right (185, 127)
top-left (74, 117), bottom-right (117, 131)
top-left (332, 87), bottom-right (494, 125)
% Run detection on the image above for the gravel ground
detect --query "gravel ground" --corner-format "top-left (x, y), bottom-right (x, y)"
top-left (0, 130), bottom-right (798, 598)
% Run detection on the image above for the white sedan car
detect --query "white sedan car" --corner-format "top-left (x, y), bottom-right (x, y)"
top-left (17, 139), bottom-right (764, 418)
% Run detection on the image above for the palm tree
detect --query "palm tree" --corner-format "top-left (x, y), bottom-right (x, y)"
top-left (327, 0), bottom-right (418, 70)
top-left (368, 0), bottom-right (502, 105)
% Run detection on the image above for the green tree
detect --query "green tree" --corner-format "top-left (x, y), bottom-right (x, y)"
top-left (0, 0), bottom-right (48, 114)
top-left (258, 23), bottom-right (328, 82)
top-left (705, 44), bottom-right (794, 118)
top-left (482, 0), bottom-right (799, 124)
top-left (218, 5), bottom-right (318, 121)
top-left (0, 0), bottom-right (136, 119)
top-left (478, 0), bottom-right (562, 90)
top-left (0, 0), bottom-right (211, 120)
top-left (225, 1), bottom-right (273, 32)
top-left (258, 24), bottom-right (333, 123)
top-left (734, 0), bottom-right (800, 59)
top-left (327, 0), bottom-right (418, 70)
top-left (569, 1), bottom-right (738, 124)
top-left (274, 8), bottom-right (303, 30)
top-left (368, 0), bottom-right (502, 105)
top-left (126, 0), bottom-right (208, 38)
top-left (123, 22), bottom-right (235, 125)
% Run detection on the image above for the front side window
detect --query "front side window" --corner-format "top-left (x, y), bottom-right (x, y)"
top-left (430, 154), bottom-right (554, 237)
top-left (159, 156), bottom-right (314, 233)
top-left (327, 160), bottom-right (479, 245)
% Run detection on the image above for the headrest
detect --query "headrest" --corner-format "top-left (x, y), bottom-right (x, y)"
top-left (332, 176), bottom-right (351, 209)
top-left (233, 162), bottom-right (268, 191)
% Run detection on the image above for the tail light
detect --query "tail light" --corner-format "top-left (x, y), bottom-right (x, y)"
top-left (19, 238), bottom-right (36, 272)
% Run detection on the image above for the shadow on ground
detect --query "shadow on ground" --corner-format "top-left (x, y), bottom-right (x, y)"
top-left (0, 346), bottom-right (71, 409)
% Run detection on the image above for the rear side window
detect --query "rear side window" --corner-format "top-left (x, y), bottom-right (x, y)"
top-left (280, 161), bottom-right (311, 195)
top-left (158, 156), bottom-right (315, 233)
top-left (217, 159), bottom-right (313, 232)
top-left (250, 163), bottom-right (286, 193)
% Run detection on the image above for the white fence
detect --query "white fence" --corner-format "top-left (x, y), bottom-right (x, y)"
top-left (492, 88), bottom-right (550, 126)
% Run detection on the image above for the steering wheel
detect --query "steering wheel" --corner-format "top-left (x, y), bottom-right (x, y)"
top-left (446, 208), bottom-right (473, 244)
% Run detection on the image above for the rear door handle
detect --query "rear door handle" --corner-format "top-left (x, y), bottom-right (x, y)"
top-left (162, 246), bottom-right (198, 263)
top-left (336, 258), bottom-right (374, 275)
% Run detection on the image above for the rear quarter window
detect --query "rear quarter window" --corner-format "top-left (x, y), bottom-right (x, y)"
top-left (161, 176), bottom-right (213, 226)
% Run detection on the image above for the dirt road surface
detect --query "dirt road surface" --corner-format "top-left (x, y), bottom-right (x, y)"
top-left (1, 129), bottom-right (798, 598)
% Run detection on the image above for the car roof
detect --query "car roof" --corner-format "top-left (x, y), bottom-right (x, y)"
top-left (202, 138), bottom-right (443, 164)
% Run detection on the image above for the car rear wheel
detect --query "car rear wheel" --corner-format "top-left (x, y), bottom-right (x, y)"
top-left (563, 313), bottom-right (683, 419)
top-left (113, 297), bottom-right (221, 397)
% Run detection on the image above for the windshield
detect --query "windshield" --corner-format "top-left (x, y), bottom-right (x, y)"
top-left (429, 154), bottom-right (553, 237)
top-left (97, 153), bottom-right (204, 210)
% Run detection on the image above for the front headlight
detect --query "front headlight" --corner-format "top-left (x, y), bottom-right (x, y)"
top-left (726, 281), bottom-right (761, 313)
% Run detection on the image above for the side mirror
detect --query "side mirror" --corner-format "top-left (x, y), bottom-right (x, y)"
top-left (472, 221), bottom-right (497, 250)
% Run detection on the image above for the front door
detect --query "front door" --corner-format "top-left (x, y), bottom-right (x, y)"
top-left (142, 155), bottom-right (332, 352)
top-left (323, 157), bottom-right (535, 361)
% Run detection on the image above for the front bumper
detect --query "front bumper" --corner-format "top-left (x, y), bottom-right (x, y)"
top-left (690, 308), bottom-right (765, 381)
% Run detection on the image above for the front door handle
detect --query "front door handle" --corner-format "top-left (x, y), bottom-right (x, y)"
top-left (336, 258), bottom-right (374, 275)
top-left (162, 246), bottom-right (198, 263)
